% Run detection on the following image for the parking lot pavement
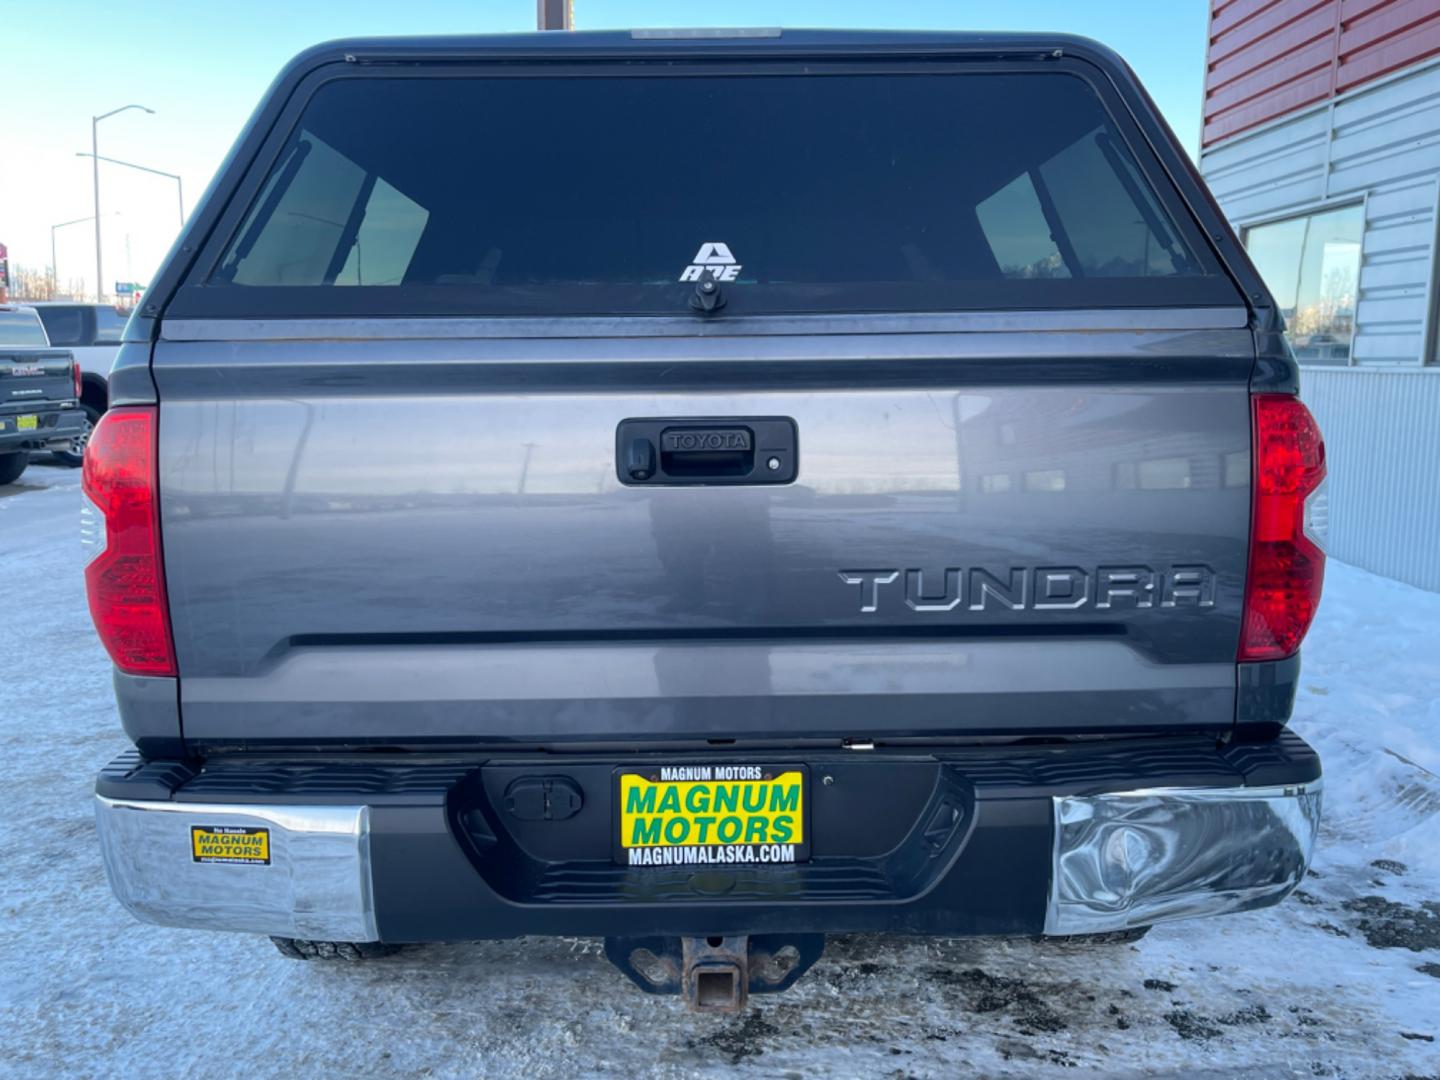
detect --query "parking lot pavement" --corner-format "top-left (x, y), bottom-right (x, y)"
top-left (1, 460), bottom-right (1437, 1078)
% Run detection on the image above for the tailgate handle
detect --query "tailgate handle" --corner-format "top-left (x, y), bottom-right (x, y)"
top-left (616, 417), bottom-right (797, 486)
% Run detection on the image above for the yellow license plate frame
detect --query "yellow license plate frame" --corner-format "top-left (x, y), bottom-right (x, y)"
top-left (16, 415), bottom-right (38, 431)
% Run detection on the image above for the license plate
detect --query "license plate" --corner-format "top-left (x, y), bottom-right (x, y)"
top-left (615, 764), bottom-right (809, 866)
top-left (17, 415), bottom-right (38, 431)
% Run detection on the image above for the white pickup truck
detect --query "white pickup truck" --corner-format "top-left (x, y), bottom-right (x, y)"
top-left (27, 301), bottom-right (127, 458)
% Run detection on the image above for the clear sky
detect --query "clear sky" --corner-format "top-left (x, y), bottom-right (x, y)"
top-left (0, 0), bottom-right (1210, 301)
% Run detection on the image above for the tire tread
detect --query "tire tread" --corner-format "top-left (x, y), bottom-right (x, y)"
top-left (269, 937), bottom-right (401, 961)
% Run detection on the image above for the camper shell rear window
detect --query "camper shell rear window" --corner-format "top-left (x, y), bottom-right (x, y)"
top-left (181, 63), bottom-right (1239, 318)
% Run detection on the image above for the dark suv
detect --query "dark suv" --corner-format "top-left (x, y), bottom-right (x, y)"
top-left (87, 30), bottom-right (1325, 1011)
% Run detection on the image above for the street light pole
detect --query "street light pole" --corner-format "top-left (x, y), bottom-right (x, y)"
top-left (537, 0), bottom-right (571, 29)
top-left (91, 121), bottom-right (98, 300)
top-left (51, 214), bottom-right (98, 299)
top-left (91, 104), bottom-right (154, 303)
top-left (76, 153), bottom-right (184, 229)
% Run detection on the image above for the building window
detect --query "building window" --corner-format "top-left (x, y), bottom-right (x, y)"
top-left (1023, 469), bottom-right (1067, 493)
top-left (1243, 203), bottom-right (1363, 365)
top-left (980, 473), bottom-right (1013, 494)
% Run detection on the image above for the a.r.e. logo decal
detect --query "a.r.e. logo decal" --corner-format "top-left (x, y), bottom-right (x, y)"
top-left (679, 242), bottom-right (742, 283)
top-left (191, 825), bottom-right (270, 865)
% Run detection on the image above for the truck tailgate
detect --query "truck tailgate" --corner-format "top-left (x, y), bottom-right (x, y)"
top-left (153, 321), bottom-right (1253, 748)
top-left (2, 349), bottom-right (75, 410)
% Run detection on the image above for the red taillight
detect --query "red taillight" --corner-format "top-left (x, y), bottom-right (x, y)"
top-left (82, 407), bottom-right (176, 676)
top-left (1238, 394), bottom-right (1327, 662)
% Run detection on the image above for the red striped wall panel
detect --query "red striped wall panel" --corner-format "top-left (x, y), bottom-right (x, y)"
top-left (1204, 0), bottom-right (1440, 147)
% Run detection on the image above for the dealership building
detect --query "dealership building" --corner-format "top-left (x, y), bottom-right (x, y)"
top-left (1201, 0), bottom-right (1440, 589)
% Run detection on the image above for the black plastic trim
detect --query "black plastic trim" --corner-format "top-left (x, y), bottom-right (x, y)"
top-left (1236, 653), bottom-right (1302, 737)
top-left (1250, 329), bottom-right (1301, 395)
top-left (113, 672), bottom-right (184, 758)
top-left (106, 342), bottom-right (159, 406)
top-left (100, 734), bottom-right (1321, 803)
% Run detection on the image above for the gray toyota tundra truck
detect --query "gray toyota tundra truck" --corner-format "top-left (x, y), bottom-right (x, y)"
top-left (89, 29), bottom-right (1327, 1011)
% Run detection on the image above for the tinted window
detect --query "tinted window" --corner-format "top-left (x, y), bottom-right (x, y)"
top-left (977, 175), bottom-right (1069, 278)
top-left (1244, 204), bottom-right (1362, 365)
top-left (94, 307), bottom-right (129, 343)
top-left (0, 309), bottom-right (49, 346)
top-left (205, 71), bottom-right (1229, 315)
top-left (228, 134), bottom-right (367, 285)
top-left (33, 305), bottom-right (86, 346)
top-left (335, 179), bottom-right (429, 286)
top-left (975, 130), bottom-right (1189, 280)
top-left (1035, 131), bottom-right (1187, 277)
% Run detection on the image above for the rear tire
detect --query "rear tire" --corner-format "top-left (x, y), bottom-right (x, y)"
top-left (0, 451), bottom-right (29, 486)
top-left (50, 404), bottom-right (100, 468)
top-left (1034, 927), bottom-right (1151, 948)
top-left (270, 937), bottom-right (402, 961)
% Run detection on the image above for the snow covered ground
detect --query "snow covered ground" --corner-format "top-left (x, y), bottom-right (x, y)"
top-left (1, 460), bottom-right (1436, 1079)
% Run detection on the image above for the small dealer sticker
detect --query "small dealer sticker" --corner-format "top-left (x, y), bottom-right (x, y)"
top-left (191, 825), bottom-right (270, 865)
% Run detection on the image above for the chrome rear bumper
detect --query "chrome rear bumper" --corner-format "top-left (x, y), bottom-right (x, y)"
top-left (1045, 782), bottom-right (1322, 935)
top-left (94, 796), bottom-right (378, 942)
top-left (93, 747), bottom-right (1321, 943)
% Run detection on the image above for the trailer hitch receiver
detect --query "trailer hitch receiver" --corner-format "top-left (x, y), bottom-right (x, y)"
top-left (685, 936), bottom-right (747, 1012)
top-left (604, 933), bottom-right (825, 1011)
